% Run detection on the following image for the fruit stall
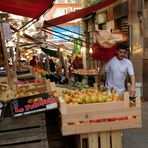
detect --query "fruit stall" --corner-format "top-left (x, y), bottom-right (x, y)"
top-left (0, 16), bottom-right (142, 148)
top-left (0, 77), bottom-right (60, 148)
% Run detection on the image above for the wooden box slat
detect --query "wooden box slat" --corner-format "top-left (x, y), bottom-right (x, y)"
top-left (0, 113), bottom-right (45, 132)
top-left (62, 119), bottom-right (142, 135)
top-left (60, 101), bottom-right (124, 115)
top-left (62, 107), bottom-right (141, 123)
top-left (0, 140), bottom-right (48, 148)
top-left (0, 126), bottom-right (47, 145)
top-left (25, 86), bottom-right (47, 93)
top-left (79, 130), bottom-right (123, 148)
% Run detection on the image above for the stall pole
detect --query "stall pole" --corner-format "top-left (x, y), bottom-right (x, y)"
top-left (13, 33), bottom-right (20, 82)
top-left (0, 23), bottom-right (11, 89)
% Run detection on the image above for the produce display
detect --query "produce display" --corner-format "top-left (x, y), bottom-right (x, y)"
top-left (61, 88), bottom-right (120, 104)
top-left (34, 68), bottom-right (48, 75)
top-left (68, 82), bottom-right (90, 90)
top-left (72, 69), bottom-right (98, 75)
top-left (14, 80), bottom-right (46, 98)
top-left (59, 90), bottom-right (141, 136)
top-left (0, 79), bottom-right (47, 100)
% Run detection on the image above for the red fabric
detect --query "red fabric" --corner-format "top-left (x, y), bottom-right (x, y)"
top-left (44, 0), bottom-right (118, 27)
top-left (91, 44), bottom-right (116, 61)
top-left (0, 0), bottom-right (54, 18)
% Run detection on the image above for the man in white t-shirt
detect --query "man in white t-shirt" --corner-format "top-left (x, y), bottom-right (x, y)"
top-left (105, 42), bottom-right (135, 96)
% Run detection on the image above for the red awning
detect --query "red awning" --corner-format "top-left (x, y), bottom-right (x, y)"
top-left (44, 0), bottom-right (118, 27)
top-left (0, 0), bottom-right (55, 18)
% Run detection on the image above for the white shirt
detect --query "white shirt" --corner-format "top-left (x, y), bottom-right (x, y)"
top-left (105, 56), bottom-right (134, 94)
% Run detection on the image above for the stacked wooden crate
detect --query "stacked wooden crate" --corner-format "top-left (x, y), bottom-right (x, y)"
top-left (0, 113), bottom-right (48, 148)
top-left (58, 92), bottom-right (142, 148)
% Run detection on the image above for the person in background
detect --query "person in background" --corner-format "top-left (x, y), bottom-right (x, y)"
top-left (67, 55), bottom-right (73, 78)
top-left (49, 58), bottom-right (56, 72)
top-left (72, 54), bottom-right (83, 70)
top-left (30, 56), bottom-right (37, 67)
top-left (72, 54), bottom-right (83, 82)
top-left (105, 42), bottom-right (135, 96)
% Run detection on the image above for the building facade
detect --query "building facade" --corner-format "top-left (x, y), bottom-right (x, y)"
top-left (83, 0), bottom-right (148, 99)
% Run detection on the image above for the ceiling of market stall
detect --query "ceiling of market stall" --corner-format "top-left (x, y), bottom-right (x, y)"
top-left (0, 0), bottom-right (119, 49)
top-left (0, 0), bottom-right (55, 18)
top-left (44, 0), bottom-right (118, 27)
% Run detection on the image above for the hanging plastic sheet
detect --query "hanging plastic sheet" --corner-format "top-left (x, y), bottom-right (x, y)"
top-left (41, 47), bottom-right (58, 58)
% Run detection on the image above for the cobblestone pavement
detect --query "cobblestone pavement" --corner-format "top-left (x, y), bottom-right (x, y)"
top-left (123, 102), bottom-right (148, 148)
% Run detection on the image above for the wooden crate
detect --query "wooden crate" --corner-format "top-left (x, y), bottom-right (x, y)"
top-left (77, 130), bottom-right (123, 148)
top-left (0, 113), bottom-right (48, 148)
top-left (59, 92), bottom-right (142, 136)
top-left (46, 109), bottom-right (77, 148)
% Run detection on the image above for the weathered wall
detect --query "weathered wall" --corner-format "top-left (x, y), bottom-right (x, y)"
top-left (128, 0), bottom-right (143, 83)
top-left (142, 0), bottom-right (148, 100)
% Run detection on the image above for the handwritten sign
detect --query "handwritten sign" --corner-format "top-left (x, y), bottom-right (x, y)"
top-left (10, 92), bottom-right (58, 117)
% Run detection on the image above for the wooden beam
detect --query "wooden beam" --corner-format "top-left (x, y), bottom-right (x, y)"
top-left (0, 23), bottom-right (11, 89)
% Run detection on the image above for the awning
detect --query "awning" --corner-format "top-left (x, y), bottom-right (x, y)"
top-left (0, 0), bottom-right (55, 18)
top-left (41, 47), bottom-right (58, 58)
top-left (44, 0), bottom-right (118, 27)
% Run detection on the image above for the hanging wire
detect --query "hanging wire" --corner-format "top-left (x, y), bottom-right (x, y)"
top-left (43, 24), bottom-right (93, 40)
top-left (44, 27), bottom-right (92, 45)
top-left (43, 29), bottom-right (75, 43)
top-left (23, 33), bottom-right (59, 49)
top-left (42, 29), bottom-right (87, 47)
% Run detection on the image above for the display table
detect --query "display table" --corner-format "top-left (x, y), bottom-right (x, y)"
top-left (72, 69), bottom-right (99, 86)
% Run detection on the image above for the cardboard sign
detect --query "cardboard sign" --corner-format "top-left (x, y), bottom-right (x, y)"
top-left (10, 92), bottom-right (58, 117)
top-left (0, 100), bottom-right (4, 119)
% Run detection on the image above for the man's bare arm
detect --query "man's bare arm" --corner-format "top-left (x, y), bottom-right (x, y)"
top-left (130, 74), bottom-right (136, 96)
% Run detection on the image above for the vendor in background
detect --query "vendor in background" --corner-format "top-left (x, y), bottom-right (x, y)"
top-left (105, 42), bottom-right (135, 96)
top-left (67, 55), bottom-right (73, 78)
top-left (72, 54), bottom-right (83, 82)
top-left (30, 56), bottom-right (38, 68)
top-left (72, 54), bottom-right (83, 69)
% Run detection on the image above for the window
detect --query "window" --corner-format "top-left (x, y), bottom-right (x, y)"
top-left (67, 0), bottom-right (75, 3)
top-left (74, 8), bottom-right (81, 11)
top-left (67, 7), bottom-right (73, 13)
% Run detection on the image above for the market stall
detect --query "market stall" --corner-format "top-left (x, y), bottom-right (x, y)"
top-left (0, 19), bottom-right (60, 148)
top-left (0, 2), bottom-right (143, 148)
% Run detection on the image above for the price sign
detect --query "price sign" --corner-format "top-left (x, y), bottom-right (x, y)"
top-left (11, 92), bottom-right (58, 117)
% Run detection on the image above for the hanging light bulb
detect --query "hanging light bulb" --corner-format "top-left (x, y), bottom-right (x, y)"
top-left (81, 47), bottom-right (86, 53)
top-left (60, 47), bottom-right (64, 52)
top-left (89, 47), bottom-right (93, 54)
top-left (20, 31), bottom-right (24, 36)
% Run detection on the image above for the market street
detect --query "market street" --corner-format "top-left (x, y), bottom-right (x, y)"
top-left (123, 102), bottom-right (148, 148)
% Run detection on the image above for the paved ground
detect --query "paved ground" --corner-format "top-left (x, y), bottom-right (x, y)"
top-left (123, 102), bottom-right (148, 148)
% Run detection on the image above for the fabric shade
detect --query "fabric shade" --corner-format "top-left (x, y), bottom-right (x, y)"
top-left (91, 43), bottom-right (116, 61)
top-left (44, 0), bottom-right (118, 27)
top-left (41, 47), bottom-right (58, 58)
top-left (0, 0), bottom-right (55, 18)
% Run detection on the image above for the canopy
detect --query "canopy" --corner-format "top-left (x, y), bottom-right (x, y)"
top-left (0, 0), bottom-right (55, 18)
top-left (44, 0), bottom-right (118, 27)
top-left (41, 47), bottom-right (58, 58)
